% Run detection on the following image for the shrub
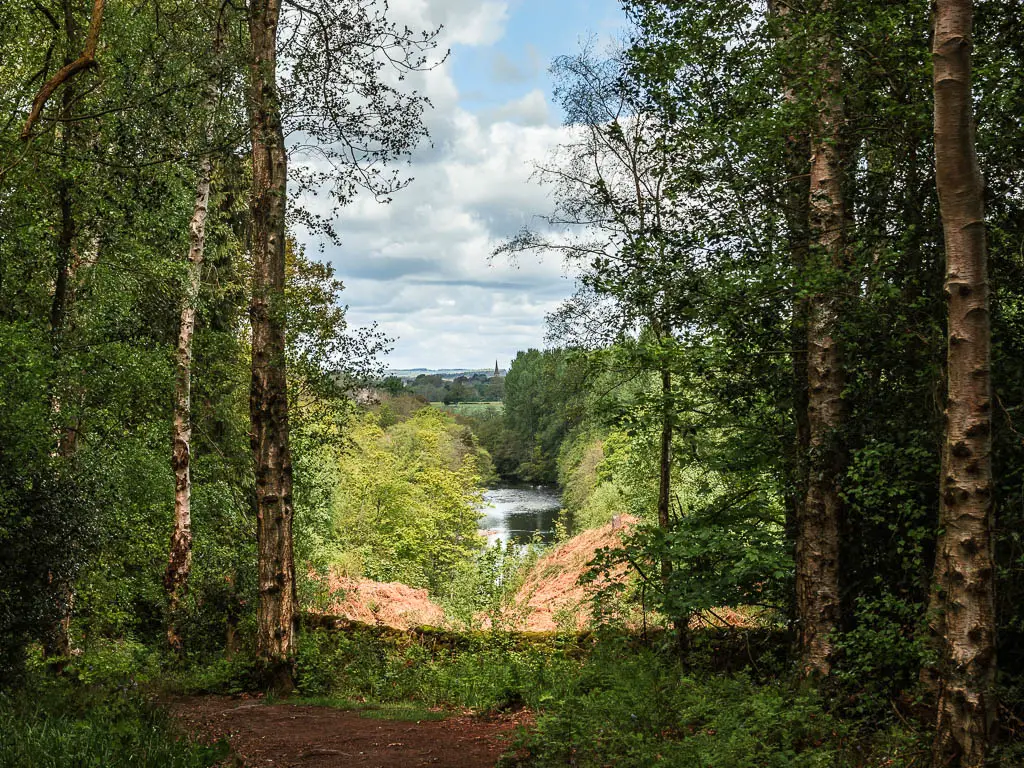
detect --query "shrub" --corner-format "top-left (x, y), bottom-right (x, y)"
top-left (294, 626), bottom-right (581, 713)
top-left (512, 645), bottom-right (927, 768)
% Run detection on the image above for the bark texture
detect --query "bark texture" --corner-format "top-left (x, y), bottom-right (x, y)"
top-left (797, 4), bottom-right (845, 679)
top-left (248, 0), bottom-right (298, 692)
top-left (164, 9), bottom-right (225, 654)
top-left (164, 154), bottom-right (212, 653)
top-left (931, 2), bottom-right (997, 765)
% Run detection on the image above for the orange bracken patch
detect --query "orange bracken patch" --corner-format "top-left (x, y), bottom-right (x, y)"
top-left (505, 515), bottom-right (637, 632)
top-left (321, 573), bottom-right (445, 630)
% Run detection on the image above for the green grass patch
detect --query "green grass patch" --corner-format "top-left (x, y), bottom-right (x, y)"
top-left (0, 683), bottom-right (228, 768)
top-left (358, 703), bottom-right (450, 721)
top-left (432, 401), bottom-right (504, 417)
top-left (289, 695), bottom-right (449, 721)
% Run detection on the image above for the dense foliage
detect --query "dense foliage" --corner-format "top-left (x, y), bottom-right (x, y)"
top-left (2, 0), bottom-right (1023, 765)
top-left (487, 0), bottom-right (1024, 760)
top-left (329, 404), bottom-right (492, 592)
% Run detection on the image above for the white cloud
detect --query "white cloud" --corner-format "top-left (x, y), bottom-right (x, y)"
top-left (482, 89), bottom-right (552, 127)
top-left (388, 0), bottom-right (510, 47)
top-left (294, 0), bottom-right (588, 369)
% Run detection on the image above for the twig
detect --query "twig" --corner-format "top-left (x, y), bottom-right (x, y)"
top-left (704, 607), bottom-right (735, 628)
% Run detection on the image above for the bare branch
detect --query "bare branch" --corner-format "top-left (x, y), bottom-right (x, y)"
top-left (21, 0), bottom-right (106, 140)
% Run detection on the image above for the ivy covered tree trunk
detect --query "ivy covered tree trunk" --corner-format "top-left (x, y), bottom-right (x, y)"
top-left (931, 1), bottom-right (997, 764)
top-left (247, 0), bottom-right (298, 691)
top-left (797, 2), bottom-right (845, 679)
top-left (164, 154), bottom-right (212, 653)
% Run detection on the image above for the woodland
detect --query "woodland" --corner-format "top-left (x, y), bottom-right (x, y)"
top-left (0, 0), bottom-right (1022, 767)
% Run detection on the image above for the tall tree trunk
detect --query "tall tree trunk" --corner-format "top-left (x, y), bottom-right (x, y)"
top-left (164, 9), bottom-right (225, 655)
top-left (247, 0), bottom-right (298, 692)
top-left (931, 2), bottom-right (997, 764)
top-left (787, 162), bottom-right (812, 626)
top-left (164, 154), bottom-right (213, 653)
top-left (797, 2), bottom-right (845, 679)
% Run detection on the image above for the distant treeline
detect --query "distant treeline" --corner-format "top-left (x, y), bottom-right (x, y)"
top-left (380, 373), bottom-right (505, 405)
top-left (454, 349), bottom-right (587, 487)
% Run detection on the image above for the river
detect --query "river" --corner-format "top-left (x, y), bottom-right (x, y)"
top-left (478, 486), bottom-right (563, 546)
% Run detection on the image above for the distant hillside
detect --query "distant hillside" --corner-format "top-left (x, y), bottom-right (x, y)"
top-left (382, 368), bottom-right (506, 405)
top-left (388, 368), bottom-right (505, 382)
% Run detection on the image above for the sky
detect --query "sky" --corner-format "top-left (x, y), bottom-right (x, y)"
top-left (307, 0), bottom-right (624, 371)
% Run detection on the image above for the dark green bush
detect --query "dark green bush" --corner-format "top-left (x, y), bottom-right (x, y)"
top-left (511, 642), bottom-right (926, 768)
top-left (294, 626), bottom-right (581, 712)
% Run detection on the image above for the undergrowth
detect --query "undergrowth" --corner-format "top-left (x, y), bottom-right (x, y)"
top-left (509, 641), bottom-right (926, 768)
top-left (292, 627), bottom-right (582, 713)
top-left (77, 626), bottom-right (1022, 768)
top-left (189, 625), bottom-right (937, 767)
top-left (0, 677), bottom-right (226, 768)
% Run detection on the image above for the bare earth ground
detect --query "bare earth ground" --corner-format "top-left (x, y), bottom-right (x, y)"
top-left (170, 696), bottom-right (524, 768)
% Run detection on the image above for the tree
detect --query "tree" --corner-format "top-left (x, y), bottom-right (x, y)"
top-left (443, 379), bottom-right (471, 405)
top-left (0, 0), bottom-right (432, 683)
top-left (1, 0), bottom-right (248, 668)
top-left (244, 0), bottom-right (442, 688)
top-left (331, 407), bottom-right (489, 593)
top-left (499, 349), bottom-right (589, 484)
top-left (499, 44), bottom-right (686, 585)
top-left (797, 0), bottom-right (847, 679)
top-left (765, 0), bottom-right (811, 629)
top-left (930, 1), bottom-right (997, 763)
top-left (19, 0), bottom-right (105, 141)
top-left (247, 0), bottom-right (298, 691)
top-left (164, 6), bottom-right (232, 654)
top-left (41, 0), bottom-right (90, 664)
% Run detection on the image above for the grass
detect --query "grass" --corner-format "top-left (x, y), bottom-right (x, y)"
top-left (0, 684), bottom-right (228, 768)
top-left (432, 401), bottom-right (504, 417)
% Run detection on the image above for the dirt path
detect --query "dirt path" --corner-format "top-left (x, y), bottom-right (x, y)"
top-left (171, 696), bottom-right (523, 768)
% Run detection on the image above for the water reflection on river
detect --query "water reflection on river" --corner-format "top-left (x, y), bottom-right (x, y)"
top-left (478, 486), bottom-right (562, 546)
